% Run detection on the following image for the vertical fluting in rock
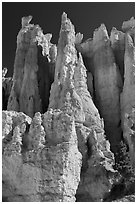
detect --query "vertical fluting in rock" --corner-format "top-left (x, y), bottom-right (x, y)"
top-left (48, 13), bottom-right (115, 201)
top-left (74, 52), bottom-right (101, 127)
top-left (7, 16), bottom-right (41, 117)
top-left (110, 27), bottom-right (125, 83)
top-left (120, 28), bottom-right (135, 164)
top-left (3, 12), bottom-right (135, 202)
top-left (90, 25), bottom-right (122, 152)
top-left (49, 12), bottom-right (85, 123)
top-left (73, 52), bottom-right (115, 202)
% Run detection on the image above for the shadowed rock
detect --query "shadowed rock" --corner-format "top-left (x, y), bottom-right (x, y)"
top-left (120, 33), bottom-right (135, 165)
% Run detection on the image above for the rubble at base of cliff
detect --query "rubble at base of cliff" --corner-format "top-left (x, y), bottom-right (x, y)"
top-left (2, 13), bottom-right (135, 202)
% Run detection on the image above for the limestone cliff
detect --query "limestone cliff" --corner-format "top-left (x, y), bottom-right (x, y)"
top-left (7, 16), bottom-right (55, 117)
top-left (2, 13), bottom-right (135, 202)
top-left (76, 24), bottom-right (123, 153)
top-left (7, 16), bottom-right (42, 117)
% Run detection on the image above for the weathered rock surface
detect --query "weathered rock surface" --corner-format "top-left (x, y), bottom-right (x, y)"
top-left (2, 13), bottom-right (135, 202)
top-left (7, 17), bottom-right (42, 117)
top-left (110, 27), bottom-right (125, 82)
top-left (49, 13), bottom-right (85, 124)
top-left (49, 13), bottom-right (115, 201)
top-left (87, 25), bottom-right (122, 153)
top-left (120, 32), bottom-right (135, 165)
top-left (7, 16), bottom-right (56, 117)
top-left (2, 110), bottom-right (82, 202)
top-left (122, 17), bottom-right (135, 42)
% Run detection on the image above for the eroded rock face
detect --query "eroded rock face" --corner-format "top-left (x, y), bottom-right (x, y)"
top-left (48, 13), bottom-right (115, 201)
top-left (120, 33), bottom-right (135, 164)
top-left (110, 27), bottom-right (125, 82)
top-left (7, 16), bottom-right (56, 117)
top-left (91, 25), bottom-right (123, 153)
top-left (122, 17), bottom-right (135, 42)
top-left (2, 110), bottom-right (82, 202)
top-left (49, 13), bottom-right (85, 123)
top-left (2, 13), bottom-right (135, 202)
top-left (7, 17), bottom-right (42, 117)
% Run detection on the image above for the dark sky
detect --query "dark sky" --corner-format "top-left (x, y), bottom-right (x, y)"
top-left (2, 2), bottom-right (135, 77)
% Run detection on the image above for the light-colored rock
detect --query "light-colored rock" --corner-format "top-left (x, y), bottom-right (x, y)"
top-left (2, 67), bottom-right (8, 78)
top-left (76, 120), bottom-right (115, 201)
top-left (91, 24), bottom-right (123, 152)
top-left (3, 13), bottom-right (134, 202)
top-left (120, 33), bottom-right (135, 164)
top-left (122, 17), bottom-right (135, 41)
top-left (110, 27), bottom-right (125, 82)
top-left (2, 110), bottom-right (82, 202)
top-left (74, 52), bottom-right (101, 128)
top-left (7, 16), bottom-right (41, 117)
top-left (49, 12), bottom-right (85, 123)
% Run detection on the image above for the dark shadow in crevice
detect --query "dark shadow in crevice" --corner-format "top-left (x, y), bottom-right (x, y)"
top-left (21, 123), bottom-right (31, 153)
top-left (37, 46), bottom-right (55, 114)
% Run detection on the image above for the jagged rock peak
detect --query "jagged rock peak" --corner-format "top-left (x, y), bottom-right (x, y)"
top-left (93, 23), bottom-right (109, 43)
top-left (2, 67), bottom-right (8, 78)
top-left (21, 15), bottom-right (32, 28)
top-left (75, 52), bottom-right (87, 88)
top-left (61, 12), bottom-right (74, 32)
top-left (36, 31), bottom-right (53, 57)
top-left (122, 17), bottom-right (135, 32)
top-left (75, 32), bottom-right (83, 44)
top-left (110, 27), bottom-right (125, 47)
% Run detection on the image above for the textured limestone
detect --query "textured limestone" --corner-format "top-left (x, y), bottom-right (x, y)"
top-left (48, 13), bottom-right (115, 201)
top-left (74, 53), bottom-right (101, 126)
top-left (90, 25), bottom-right (122, 152)
top-left (76, 26), bottom-right (123, 152)
top-left (3, 13), bottom-right (135, 202)
top-left (110, 27), bottom-right (125, 82)
top-left (7, 16), bottom-right (56, 117)
top-left (7, 16), bottom-right (42, 117)
top-left (2, 110), bottom-right (82, 202)
top-left (120, 33), bottom-right (135, 164)
top-left (76, 121), bottom-right (115, 201)
top-left (49, 12), bottom-right (85, 123)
